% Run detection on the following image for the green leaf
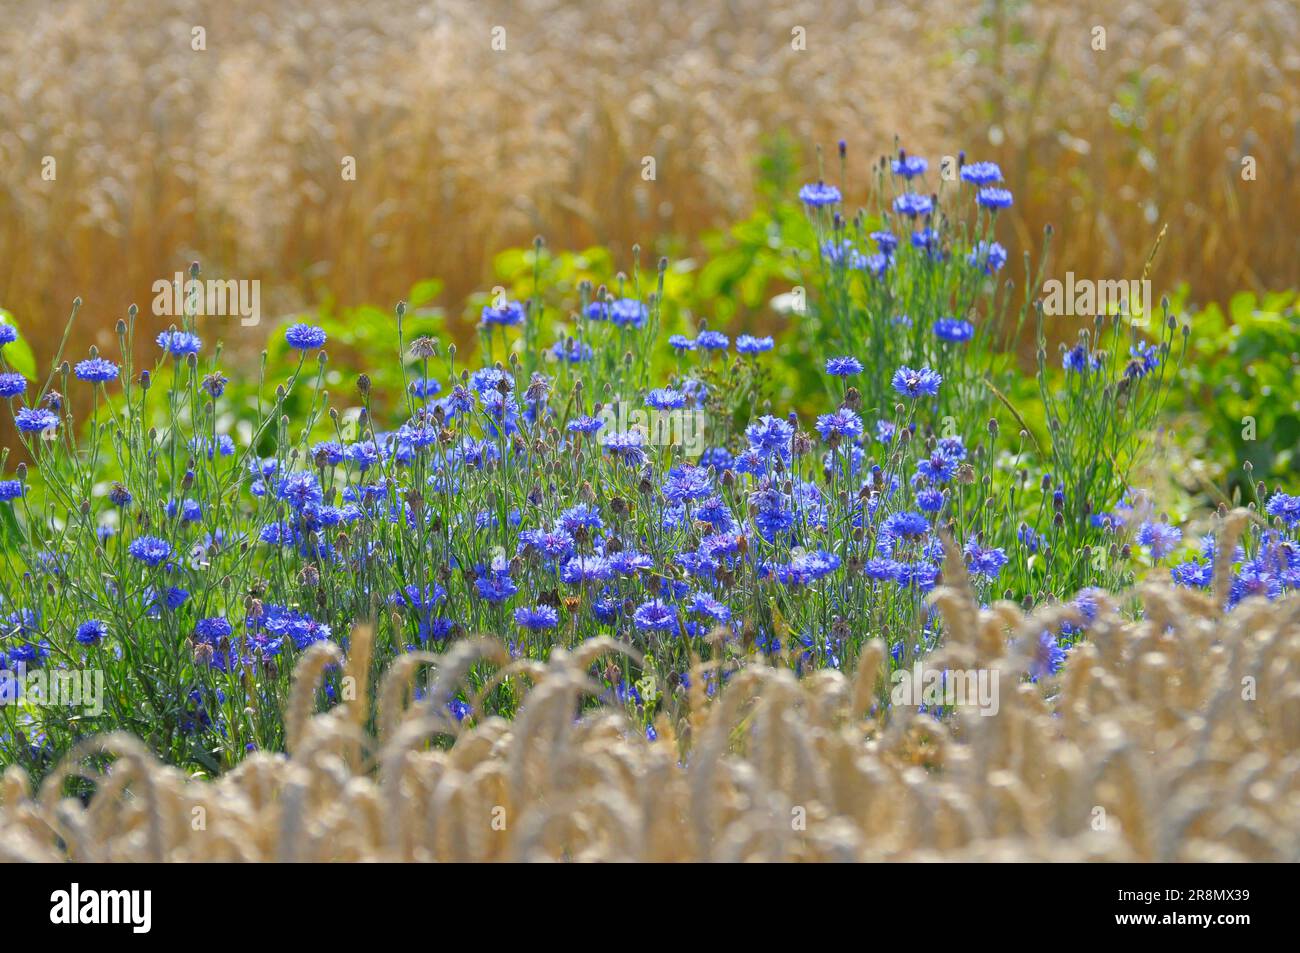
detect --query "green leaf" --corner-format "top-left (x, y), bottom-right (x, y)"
top-left (0, 310), bottom-right (37, 379)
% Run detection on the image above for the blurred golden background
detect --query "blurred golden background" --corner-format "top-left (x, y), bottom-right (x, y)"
top-left (1, 0), bottom-right (1296, 369)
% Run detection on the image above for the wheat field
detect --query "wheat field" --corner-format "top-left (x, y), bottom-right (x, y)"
top-left (1, 0), bottom-right (1296, 371)
top-left (3, 514), bottom-right (1295, 862)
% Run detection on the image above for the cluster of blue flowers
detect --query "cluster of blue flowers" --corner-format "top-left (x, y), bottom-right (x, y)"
top-left (0, 144), bottom-right (1292, 771)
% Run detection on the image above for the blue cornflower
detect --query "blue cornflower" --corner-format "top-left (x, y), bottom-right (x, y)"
top-left (695, 331), bottom-right (729, 351)
top-left (469, 367), bottom-right (512, 396)
top-left (481, 299), bottom-right (526, 326)
top-left (933, 318), bottom-right (974, 343)
top-left (392, 583), bottom-right (448, 614)
top-left (74, 358), bottom-right (119, 383)
top-left (558, 503), bottom-right (603, 535)
top-left (345, 440), bottom-right (384, 471)
top-left (891, 154), bottom-right (928, 178)
top-left (876, 419), bottom-right (897, 444)
top-left (277, 472), bottom-right (323, 510)
top-left (0, 480), bottom-right (23, 502)
top-left (1171, 559), bottom-right (1213, 588)
top-left (763, 550), bottom-right (842, 586)
top-left (514, 605), bottom-right (559, 631)
top-left (76, 620), bottom-right (108, 646)
top-left (444, 385), bottom-right (475, 417)
top-left (895, 561), bottom-right (939, 592)
top-left (561, 555), bottom-right (613, 584)
top-left (977, 187), bottom-right (1014, 209)
top-left (128, 536), bottom-right (172, 567)
top-left (145, 586), bottom-right (189, 615)
top-left (823, 444), bottom-right (864, 478)
top-left (1027, 631), bottom-right (1065, 680)
top-left (567, 415), bottom-right (604, 434)
top-left (745, 415), bottom-right (794, 461)
top-left (447, 698), bottom-right (472, 722)
top-left (882, 511), bottom-right (929, 539)
top-left (1018, 524), bottom-right (1041, 553)
top-left (410, 377), bottom-right (442, 399)
top-left (815, 408), bottom-right (863, 443)
top-left (964, 541), bottom-right (1009, 579)
top-left (936, 436), bottom-right (967, 461)
top-left (645, 388), bottom-right (687, 410)
top-left (194, 617), bottom-right (233, 643)
top-left (15, 407), bottom-right (59, 433)
top-left (1125, 342), bottom-right (1161, 379)
top-left (1063, 344), bottom-right (1099, 373)
top-left (917, 450), bottom-right (958, 484)
top-left (960, 161), bottom-right (1003, 185)
top-left (284, 323), bottom-right (327, 350)
top-left (480, 388), bottom-right (518, 436)
top-left (1229, 560), bottom-right (1283, 608)
top-left (892, 193), bottom-right (933, 217)
top-left (1265, 491), bottom-right (1300, 527)
top-left (695, 498), bottom-right (735, 532)
top-left (633, 599), bottom-right (677, 633)
top-left (890, 365), bottom-right (943, 398)
top-left (156, 330), bottom-right (202, 355)
top-left (699, 447), bottom-right (734, 472)
top-left (608, 550), bottom-right (653, 575)
top-left (586, 298), bottom-right (647, 328)
top-left (550, 338), bottom-right (593, 363)
top-left (967, 240), bottom-right (1007, 274)
top-left (475, 571), bottom-right (518, 602)
top-left (871, 231), bottom-right (899, 256)
top-left (736, 334), bottom-right (774, 354)
top-left (1136, 521), bottom-right (1182, 561)
top-left (602, 430), bottom-right (646, 466)
top-left (0, 324), bottom-right (17, 345)
top-left (861, 253), bottom-right (891, 278)
top-left (311, 441), bottom-right (345, 466)
top-left (166, 498), bottom-right (203, 522)
top-left (821, 239), bottom-right (865, 268)
top-left (662, 465), bottom-right (713, 504)
top-left (680, 378), bottom-right (708, 407)
top-left (668, 334), bottom-right (696, 352)
top-left (825, 356), bottom-right (863, 377)
top-left (749, 487), bottom-right (796, 540)
top-left (687, 592), bottom-right (731, 623)
top-left (865, 558), bottom-right (902, 581)
top-left (0, 373), bottom-right (27, 398)
top-left (911, 228), bottom-right (939, 250)
top-left (916, 488), bottom-right (945, 512)
top-left (798, 181), bottom-right (841, 207)
top-left (7, 638), bottom-right (50, 666)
